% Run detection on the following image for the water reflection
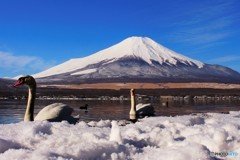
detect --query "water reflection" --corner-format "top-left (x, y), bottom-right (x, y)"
top-left (0, 99), bottom-right (240, 124)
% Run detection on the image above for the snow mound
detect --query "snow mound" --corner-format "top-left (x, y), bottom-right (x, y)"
top-left (0, 138), bottom-right (22, 153)
top-left (109, 121), bottom-right (123, 144)
top-left (0, 112), bottom-right (240, 159)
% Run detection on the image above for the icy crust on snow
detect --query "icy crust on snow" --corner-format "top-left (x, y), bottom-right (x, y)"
top-left (0, 111), bottom-right (240, 160)
top-left (33, 37), bottom-right (204, 78)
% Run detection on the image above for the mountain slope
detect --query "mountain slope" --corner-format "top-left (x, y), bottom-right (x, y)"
top-left (0, 78), bottom-right (16, 96)
top-left (33, 37), bottom-right (240, 83)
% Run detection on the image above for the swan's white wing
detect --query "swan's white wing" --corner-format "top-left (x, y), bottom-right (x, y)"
top-left (34, 103), bottom-right (74, 122)
top-left (136, 103), bottom-right (154, 115)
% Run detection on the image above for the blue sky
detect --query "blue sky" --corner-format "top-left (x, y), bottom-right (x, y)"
top-left (0, 0), bottom-right (239, 78)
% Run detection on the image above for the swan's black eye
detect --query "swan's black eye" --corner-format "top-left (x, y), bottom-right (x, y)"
top-left (18, 78), bottom-right (23, 81)
top-left (18, 77), bottom-right (25, 84)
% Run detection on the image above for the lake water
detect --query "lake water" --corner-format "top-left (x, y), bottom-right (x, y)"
top-left (0, 99), bottom-right (240, 124)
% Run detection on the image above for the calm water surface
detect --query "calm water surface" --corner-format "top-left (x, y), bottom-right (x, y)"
top-left (0, 99), bottom-right (240, 124)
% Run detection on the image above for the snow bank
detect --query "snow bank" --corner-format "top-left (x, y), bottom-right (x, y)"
top-left (0, 111), bottom-right (240, 160)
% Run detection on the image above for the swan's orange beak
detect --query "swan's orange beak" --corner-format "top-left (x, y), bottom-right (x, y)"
top-left (14, 79), bottom-right (24, 87)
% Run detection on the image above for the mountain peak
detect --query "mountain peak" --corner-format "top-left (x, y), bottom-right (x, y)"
top-left (105, 36), bottom-right (204, 67)
top-left (121, 36), bottom-right (152, 45)
top-left (33, 36), bottom-right (204, 78)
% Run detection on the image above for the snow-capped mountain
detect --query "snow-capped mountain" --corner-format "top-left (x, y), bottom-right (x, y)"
top-left (33, 37), bottom-right (240, 83)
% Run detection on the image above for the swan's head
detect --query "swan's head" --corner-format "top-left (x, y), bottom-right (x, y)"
top-left (130, 88), bottom-right (135, 96)
top-left (14, 75), bottom-right (36, 87)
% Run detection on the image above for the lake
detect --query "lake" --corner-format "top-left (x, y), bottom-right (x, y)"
top-left (0, 99), bottom-right (240, 124)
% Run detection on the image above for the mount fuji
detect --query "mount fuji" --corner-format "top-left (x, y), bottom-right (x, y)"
top-left (33, 37), bottom-right (240, 84)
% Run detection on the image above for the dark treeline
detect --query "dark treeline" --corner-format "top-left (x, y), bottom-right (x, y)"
top-left (2, 87), bottom-right (240, 98)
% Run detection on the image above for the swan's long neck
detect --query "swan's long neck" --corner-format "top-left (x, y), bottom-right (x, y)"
top-left (129, 90), bottom-right (136, 120)
top-left (25, 85), bottom-right (36, 121)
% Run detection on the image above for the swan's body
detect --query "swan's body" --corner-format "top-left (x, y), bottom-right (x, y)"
top-left (14, 75), bottom-right (78, 124)
top-left (129, 89), bottom-right (155, 120)
top-left (34, 103), bottom-right (77, 123)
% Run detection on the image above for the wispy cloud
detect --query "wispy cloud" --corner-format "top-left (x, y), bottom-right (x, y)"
top-left (207, 55), bottom-right (240, 64)
top-left (0, 51), bottom-right (36, 68)
top-left (170, 0), bottom-right (239, 46)
top-left (0, 51), bottom-right (56, 77)
top-left (206, 55), bottom-right (240, 73)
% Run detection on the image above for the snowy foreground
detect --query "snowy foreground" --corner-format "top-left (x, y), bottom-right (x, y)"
top-left (0, 112), bottom-right (240, 160)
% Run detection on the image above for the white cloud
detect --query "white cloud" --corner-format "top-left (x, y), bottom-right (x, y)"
top-left (205, 56), bottom-right (240, 73)
top-left (0, 51), bottom-right (36, 68)
top-left (169, 0), bottom-right (238, 45)
top-left (207, 55), bottom-right (240, 63)
top-left (0, 51), bottom-right (56, 77)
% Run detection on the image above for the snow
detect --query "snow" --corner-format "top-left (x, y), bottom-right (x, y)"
top-left (71, 68), bottom-right (97, 76)
top-left (33, 36), bottom-right (204, 78)
top-left (0, 111), bottom-right (240, 160)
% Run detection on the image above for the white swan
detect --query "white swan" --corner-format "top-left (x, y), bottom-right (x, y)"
top-left (14, 75), bottom-right (78, 124)
top-left (129, 89), bottom-right (155, 120)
